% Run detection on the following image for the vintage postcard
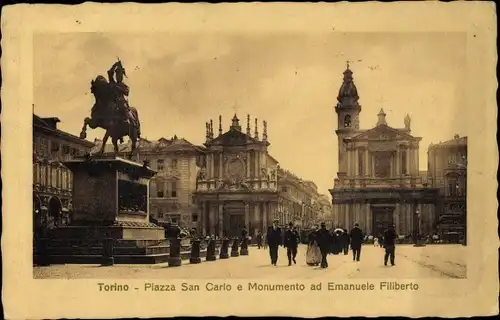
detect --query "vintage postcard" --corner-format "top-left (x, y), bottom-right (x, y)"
top-left (1, 2), bottom-right (498, 318)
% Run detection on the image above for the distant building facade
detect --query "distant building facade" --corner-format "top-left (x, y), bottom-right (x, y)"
top-left (329, 65), bottom-right (439, 237)
top-left (276, 169), bottom-right (329, 228)
top-left (93, 136), bottom-right (203, 228)
top-left (427, 134), bottom-right (467, 241)
top-left (33, 115), bottom-right (94, 232)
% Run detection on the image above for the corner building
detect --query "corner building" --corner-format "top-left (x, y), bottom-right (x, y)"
top-left (329, 66), bottom-right (439, 237)
top-left (194, 114), bottom-right (279, 238)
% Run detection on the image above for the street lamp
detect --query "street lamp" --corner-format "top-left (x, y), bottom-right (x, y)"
top-left (413, 206), bottom-right (426, 247)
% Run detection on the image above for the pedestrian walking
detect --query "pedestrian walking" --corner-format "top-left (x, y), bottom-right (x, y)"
top-left (383, 224), bottom-right (398, 266)
top-left (284, 222), bottom-right (300, 266)
top-left (316, 222), bottom-right (332, 268)
top-left (256, 231), bottom-right (263, 249)
top-left (342, 228), bottom-right (350, 255)
top-left (306, 226), bottom-right (322, 266)
top-left (266, 219), bottom-right (282, 266)
top-left (349, 223), bottom-right (364, 262)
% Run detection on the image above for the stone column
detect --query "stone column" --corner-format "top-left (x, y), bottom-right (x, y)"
top-left (367, 204), bottom-right (372, 234)
top-left (396, 148), bottom-right (400, 176)
top-left (365, 203), bottom-right (370, 233)
top-left (406, 148), bottom-right (411, 176)
top-left (371, 155), bottom-right (376, 177)
top-left (395, 202), bottom-right (401, 234)
top-left (413, 147), bottom-right (420, 176)
top-left (262, 202), bottom-right (268, 231)
top-left (245, 202), bottom-right (250, 231)
top-left (209, 202), bottom-right (216, 236)
top-left (364, 149), bottom-right (370, 176)
top-left (347, 148), bottom-right (352, 176)
top-left (354, 149), bottom-right (359, 176)
top-left (201, 201), bottom-right (207, 236)
top-left (246, 152), bottom-right (251, 178)
top-left (219, 153), bottom-right (223, 179)
top-left (218, 203), bottom-right (223, 238)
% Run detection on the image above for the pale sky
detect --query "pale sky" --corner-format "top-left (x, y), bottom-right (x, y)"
top-left (33, 32), bottom-right (467, 196)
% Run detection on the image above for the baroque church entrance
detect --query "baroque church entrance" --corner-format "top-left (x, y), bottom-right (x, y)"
top-left (224, 201), bottom-right (245, 237)
top-left (371, 205), bottom-right (394, 237)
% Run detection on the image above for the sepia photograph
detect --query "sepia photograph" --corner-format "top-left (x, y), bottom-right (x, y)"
top-left (2, 2), bottom-right (497, 318)
top-left (32, 31), bottom-right (468, 280)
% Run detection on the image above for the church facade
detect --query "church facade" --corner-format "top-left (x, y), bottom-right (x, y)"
top-left (194, 114), bottom-right (280, 238)
top-left (329, 65), bottom-right (439, 238)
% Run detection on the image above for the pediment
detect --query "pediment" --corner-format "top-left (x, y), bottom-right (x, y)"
top-left (351, 125), bottom-right (414, 141)
top-left (206, 129), bottom-right (258, 147)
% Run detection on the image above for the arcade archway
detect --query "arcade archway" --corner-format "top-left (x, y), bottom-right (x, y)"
top-left (48, 196), bottom-right (62, 226)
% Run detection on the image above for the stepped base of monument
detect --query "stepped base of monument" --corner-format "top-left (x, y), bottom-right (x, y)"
top-left (36, 223), bottom-right (176, 264)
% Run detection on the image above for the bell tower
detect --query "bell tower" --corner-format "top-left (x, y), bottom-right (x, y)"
top-left (335, 62), bottom-right (362, 176)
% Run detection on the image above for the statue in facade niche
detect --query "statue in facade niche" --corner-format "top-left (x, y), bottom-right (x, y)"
top-left (404, 114), bottom-right (411, 130)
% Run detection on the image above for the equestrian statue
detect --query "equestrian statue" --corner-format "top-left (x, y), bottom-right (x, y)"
top-left (80, 59), bottom-right (142, 158)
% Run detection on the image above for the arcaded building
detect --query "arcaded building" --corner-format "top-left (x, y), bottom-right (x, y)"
top-left (329, 65), bottom-right (439, 237)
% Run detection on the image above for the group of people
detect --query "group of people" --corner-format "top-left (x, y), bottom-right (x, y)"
top-left (262, 219), bottom-right (399, 268)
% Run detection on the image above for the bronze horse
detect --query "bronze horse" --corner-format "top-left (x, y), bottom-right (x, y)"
top-left (80, 75), bottom-right (140, 158)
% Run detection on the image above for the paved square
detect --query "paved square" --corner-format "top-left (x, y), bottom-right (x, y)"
top-left (33, 244), bottom-right (466, 279)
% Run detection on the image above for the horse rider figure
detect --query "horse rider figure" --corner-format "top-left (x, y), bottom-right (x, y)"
top-left (107, 59), bottom-right (141, 138)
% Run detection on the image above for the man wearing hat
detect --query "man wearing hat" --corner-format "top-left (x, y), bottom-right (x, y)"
top-left (383, 224), bottom-right (398, 266)
top-left (266, 219), bottom-right (282, 266)
top-left (350, 222), bottom-right (364, 262)
top-left (316, 222), bottom-right (332, 268)
top-left (284, 222), bottom-right (300, 266)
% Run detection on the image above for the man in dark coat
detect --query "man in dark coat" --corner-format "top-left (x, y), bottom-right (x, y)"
top-left (316, 222), bottom-right (332, 268)
top-left (349, 223), bottom-right (364, 262)
top-left (383, 224), bottom-right (398, 266)
top-left (256, 231), bottom-right (263, 249)
top-left (266, 219), bottom-right (282, 266)
top-left (342, 228), bottom-right (350, 255)
top-left (284, 222), bottom-right (300, 265)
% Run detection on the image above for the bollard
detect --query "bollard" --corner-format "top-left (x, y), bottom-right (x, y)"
top-left (190, 239), bottom-right (202, 264)
top-left (102, 238), bottom-right (114, 266)
top-left (37, 238), bottom-right (51, 266)
top-left (230, 237), bottom-right (240, 257)
top-left (240, 237), bottom-right (249, 256)
top-left (206, 239), bottom-right (217, 261)
top-left (168, 237), bottom-right (182, 267)
top-left (219, 238), bottom-right (230, 259)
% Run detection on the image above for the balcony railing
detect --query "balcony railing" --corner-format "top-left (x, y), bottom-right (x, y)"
top-left (333, 176), bottom-right (423, 190)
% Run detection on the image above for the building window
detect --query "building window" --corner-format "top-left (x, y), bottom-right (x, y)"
top-left (448, 154), bottom-right (457, 165)
top-left (171, 158), bottom-right (178, 169)
top-left (214, 155), bottom-right (220, 177)
top-left (281, 186), bottom-right (288, 192)
top-left (62, 145), bottom-right (70, 155)
top-left (170, 180), bottom-right (177, 198)
top-left (374, 153), bottom-right (390, 178)
top-left (192, 215), bottom-right (198, 222)
top-left (156, 180), bottom-right (165, 197)
top-left (191, 195), bottom-right (196, 204)
top-left (401, 150), bottom-right (407, 175)
top-left (446, 174), bottom-right (459, 197)
top-left (157, 159), bottom-right (164, 171)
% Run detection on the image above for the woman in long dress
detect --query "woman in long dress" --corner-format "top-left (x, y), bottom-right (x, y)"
top-left (306, 226), bottom-right (322, 266)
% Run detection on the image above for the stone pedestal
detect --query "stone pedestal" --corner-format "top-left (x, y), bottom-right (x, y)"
top-left (41, 156), bottom-right (169, 264)
top-left (240, 237), bottom-right (249, 256)
top-left (219, 238), bottom-right (230, 259)
top-left (190, 240), bottom-right (202, 264)
top-left (230, 238), bottom-right (240, 257)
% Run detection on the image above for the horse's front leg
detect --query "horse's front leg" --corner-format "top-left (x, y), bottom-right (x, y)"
top-left (112, 138), bottom-right (119, 155)
top-left (99, 132), bottom-right (110, 154)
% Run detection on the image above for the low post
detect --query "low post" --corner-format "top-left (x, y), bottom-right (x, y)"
top-left (219, 238), bottom-right (230, 259)
top-left (102, 238), bottom-right (114, 266)
top-left (168, 237), bottom-right (182, 267)
top-left (206, 239), bottom-right (217, 261)
top-left (37, 238), bottom-right (51, 266)
top-left (190, 239), bottom-right (202, 264)
top-left (230, 237), bottom-right (240, 257)
top-left (240, 236), bottom-right (249, 256)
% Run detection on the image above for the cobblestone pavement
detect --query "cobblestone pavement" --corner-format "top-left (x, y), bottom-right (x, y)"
top-left (33, 244), bottom-right (466, 279)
